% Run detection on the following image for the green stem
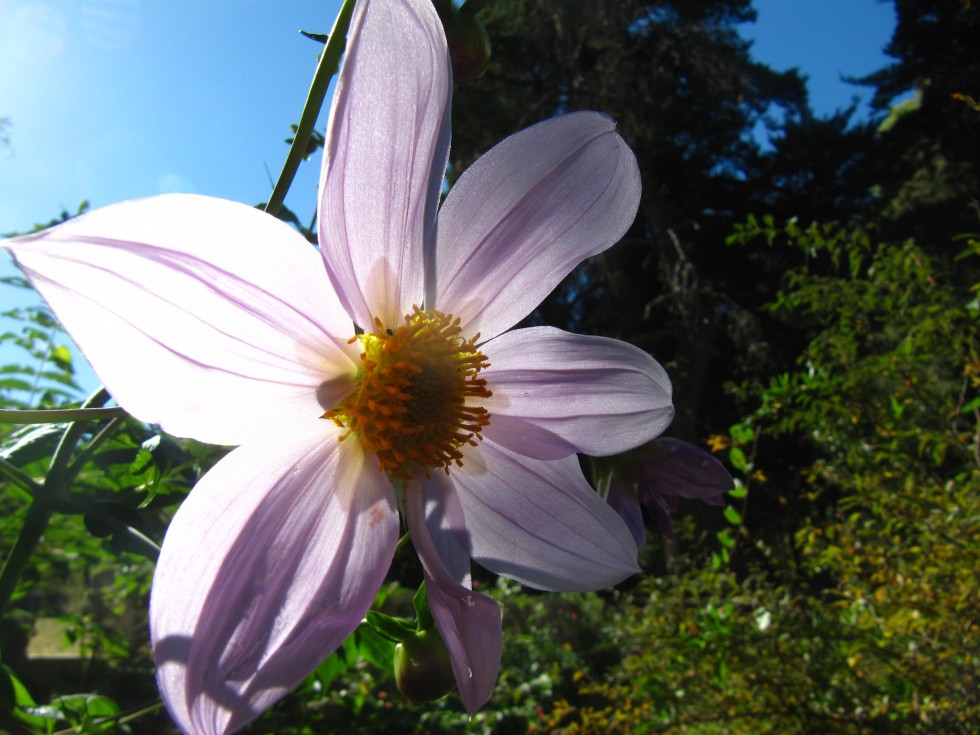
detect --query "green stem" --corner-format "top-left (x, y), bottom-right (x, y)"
top-left (64, 417), bottom-right (123, 489)
top-left (0, 388), bottom-right (110, 615)
top-left (0, 456), bottom-right (44, 499)
top-left (46, 388), bottom-right (111, 489)
top-left (0, 498), bottom-right (55, 615)
top-left (264, 0), bottom-right (357, 218)
top-left (0, 406), bottom-right (127, 424)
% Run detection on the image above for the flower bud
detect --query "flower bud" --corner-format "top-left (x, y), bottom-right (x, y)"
top-left (432, 0), bottom-right (491, 82)
top-left (393, 629), bottom-right (456, 702)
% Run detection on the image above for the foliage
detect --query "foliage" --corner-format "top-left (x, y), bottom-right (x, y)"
top-left (3, 1), bottom-right (979, 733)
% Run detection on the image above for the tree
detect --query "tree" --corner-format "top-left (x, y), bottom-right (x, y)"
top-left (858, 0), bottom-right (980, 244)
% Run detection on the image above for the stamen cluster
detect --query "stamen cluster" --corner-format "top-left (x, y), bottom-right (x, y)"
top-left (324, 308), bottom-right (491, 480)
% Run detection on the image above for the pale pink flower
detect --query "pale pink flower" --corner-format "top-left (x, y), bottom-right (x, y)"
top-left (4, 0), bottom-right (673, 732)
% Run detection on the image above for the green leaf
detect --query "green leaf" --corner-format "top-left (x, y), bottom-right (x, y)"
top-left (960, 396), bottom-right (980, 414)
top-left (0, 423), bottom-right (64, 466)
top-left (413, 580), bottom-right (435, 630)
top-left (364, 610), bottom-right (416, 643)
top-left (312, 650), bottom-right (350, 691)
top-left (723, 506), bottom-right (743, 526)
top-left (728, 479), bottom-right (748, 499)
top-left (0, 664), bottom-right (53, 729)
top-left (50, 693), bottom-right (120, 731)
top-left (717, 529), bottom-right (735, 549)
top-left (49, 344), bottom-right (73, 370)
top-left (728, 446), bottom-right (749, 471)
top-left (352, 624), bottom-right (396, 672)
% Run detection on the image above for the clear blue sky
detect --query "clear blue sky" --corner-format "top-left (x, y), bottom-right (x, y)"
top-left (0, 0), bottom-right (897, 394)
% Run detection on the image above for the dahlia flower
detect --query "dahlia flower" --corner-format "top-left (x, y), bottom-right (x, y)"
top-left (5, 0), bottom-right (674, 732)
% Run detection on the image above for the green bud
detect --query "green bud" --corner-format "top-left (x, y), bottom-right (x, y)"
top-left (433, 2), bottom-right (492, 83)
top-left (393, 629), bottom-right (456, 702)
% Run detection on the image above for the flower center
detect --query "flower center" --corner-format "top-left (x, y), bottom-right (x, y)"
top-left (324, 308), bottom-right (491, 481)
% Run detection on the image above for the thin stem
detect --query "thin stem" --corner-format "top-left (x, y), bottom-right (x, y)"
top-left (52, 699), bottom-right (165, 734)
top-left (264, 0), bottom-right (356, 218)
top-left (55, 494), bottom-right (161, 560)
top-left (0, 498), bottom-right (54, 615)
top-left (64, 416), bottom-right (123, 488)
top-left (46, 387), bottom-right (111, 489)
top-left (0, 406), bottom-right (128, 424)
top-left (0, 388), bottom-right (110, 615)
top-left (0, 456), bottom-right (44, 499)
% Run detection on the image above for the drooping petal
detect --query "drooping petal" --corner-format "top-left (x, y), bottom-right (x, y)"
top-left (4, 195), bottom-right (357, 446)
top-left (451, 440), bottom-right (640, 591)
top-left (423, 471), bottom-right (472, 587)
top-left (435, 111), bottom-right (641, 341)
top-left (319, 0), bottom-right (452, 329)
top-left (481, 326), bottom-right (673, 460)
top-left (151, 420), bottom-right (398, 735)
top-left (404, 481), bottom-right (501, 715)
top-left (639, 437), bottom-right (733, 502)
top-left (642, 491), bottom-right (678, 539)
top-left (606, 479), bottom-right (647, 549)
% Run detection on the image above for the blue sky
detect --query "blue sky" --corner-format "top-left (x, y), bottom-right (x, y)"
top-left (0, 0), bottom-right (897, 393)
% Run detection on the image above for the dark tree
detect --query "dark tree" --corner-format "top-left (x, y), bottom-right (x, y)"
top-left (857, 0), bottom-right (980, 245)
top-left (449, 0), bottom-right (867, 440)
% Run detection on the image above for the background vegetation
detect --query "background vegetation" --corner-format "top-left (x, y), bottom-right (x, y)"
top-left (2, 0), bottom-right (977, 732)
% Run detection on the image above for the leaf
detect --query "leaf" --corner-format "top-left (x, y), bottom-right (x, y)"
top-left (49, 344), bottom-right (73, 370)
top-left (727, 478), bottom-right (747, 499)
top-left (50, 693), bottom-right (120, 731)
top-left (312, 651), bottom-right (350, 692)
top-left (0, 422), bottom-right (65, 464)
top-left (364, 610), bottom-right (416, 643)
top-left (0, 665), bottom-right (54, 729)
top-left (723, 506), bottom-right (743, 526)
top-left (352, 624), bottom-right (396, 672)
top-left (728, 446), bottom-right (749, 472)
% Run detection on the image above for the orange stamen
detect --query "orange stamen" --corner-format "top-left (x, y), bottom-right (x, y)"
top-left (323, 308), bottom-right (491, 481)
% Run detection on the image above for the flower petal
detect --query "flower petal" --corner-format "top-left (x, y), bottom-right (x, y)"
top-left (404, 482), bottom-right (502, 715)
top-left (423, 471), bottom-right (472, 586)
top-left (319, 0), bottom-right (451, 329)
top-left (150, 420), bottom-right (398, 735)
top-left (482, 327), bottom-right (673, 460)
top-left (4, 195), bottom-right (357, 446)
top-left (640, 438), bottom-right (733, 502)
top-left (452, 440), bottom-right (640, 591)
top-left (607, 479), bottom-right (647, 549)
top-left (435, 111), bottom-right (641, 340)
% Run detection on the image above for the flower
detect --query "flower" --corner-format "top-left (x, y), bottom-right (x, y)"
top-left (4, 0), bottom-right (673, 732)
top-left (605, 438), bottom-right (733, 546)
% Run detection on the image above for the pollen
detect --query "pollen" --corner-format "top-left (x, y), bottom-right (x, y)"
top-left (323, 307), bottom-right (491, 481)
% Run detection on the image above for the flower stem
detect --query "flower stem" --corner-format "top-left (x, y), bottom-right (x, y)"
top-left (0, 388), bottom-right (111, 615)
top-left (0, 406), bottom-right (128, 424)
top-left (0, 456), bottom-right (44, 499)
top-left (0, 497), bottom-right (54, 615)
top-left (264, 0), bottom-right (357, 218)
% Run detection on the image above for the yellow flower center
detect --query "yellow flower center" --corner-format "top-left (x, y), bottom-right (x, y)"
top-left (323, 308), bottom-right (491, 481)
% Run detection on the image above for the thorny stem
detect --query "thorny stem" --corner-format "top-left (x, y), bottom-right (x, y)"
top-left (264, 0), bottom-right (356, 218)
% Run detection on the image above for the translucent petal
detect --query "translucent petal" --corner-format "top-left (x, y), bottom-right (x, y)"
top-left (451, 440), bottom-right (640, 591)
top-left (5, 195), bottom-right (357, 446)
top-left (435, 111), bottom-right (640, 340)
top-left (404, 482), bottom-right (501, 715)
top-left (483, 326), bottom-right (673, 459)
top-left (319, 0), bottom-right (451, 329)
top-left (151, 421), bottom-right (397, 735)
